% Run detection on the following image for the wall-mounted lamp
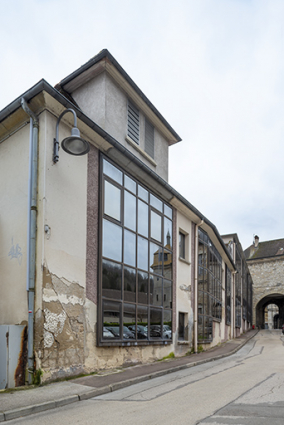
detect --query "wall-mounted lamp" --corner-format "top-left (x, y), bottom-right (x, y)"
top-left (53, 108), bottom-right (90, 163)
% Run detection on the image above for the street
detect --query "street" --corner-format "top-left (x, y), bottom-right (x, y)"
top-left (8, 330), bottom-right (284, 424)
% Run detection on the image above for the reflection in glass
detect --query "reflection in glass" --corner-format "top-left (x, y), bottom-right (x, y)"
top-left (103, 219), bottom-right (122, 262)
top-left (123, 304), bottom-right (136, 340)
top-left (163, 248), bottom-right (172, 280)
top-left (138, 184), bottom-right (148, 202)
top-left (150, 194), bottom-right (162, 212)
top-left (150, 242), bottom-right (162, 275)
top-left (103, 300), bottom-right (121, 338)
top-left (150, 308), bottom-right (162, 338)
top-left (150, 274), bottom-right (162, 306)
top-left (151, 210), bottom-right (162, 242)
top-left (124, 175), bottom-right (136, 194)
top-left (163, 279), bottom-right (172, 308)
top-left (138, 200), bottom-right (148, 237)
top-left (163, 310), bottom-right (172, 339)
top-left (124, 266), bottom-right (136, 303)
top-left (102, 260), bottom-right (122, 299)
top-left (138, 305), bottom-right (148, 338)
top-left (103, 159), bottom-right (123, 184)
top-left (104, 180), bottom-right (121, 221)
top-left (124, 229), bottom-right (136, 267)
top-left (124, 191), bottom-right (136, 231)
top-left (138, 236), bottom-right (148, 271)
top-left (138, 271), bottom-right (148, 304)
top-left (164, 204), bottom-right (172, 219)
top-left (164, 217), bottom-right (172, 249)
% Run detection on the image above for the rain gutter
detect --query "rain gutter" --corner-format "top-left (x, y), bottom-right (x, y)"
top-left (21, 98), bottom-right (38, 385)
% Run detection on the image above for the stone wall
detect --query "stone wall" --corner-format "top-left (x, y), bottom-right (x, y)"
top-left (247, 257), bottom-right (284, 325)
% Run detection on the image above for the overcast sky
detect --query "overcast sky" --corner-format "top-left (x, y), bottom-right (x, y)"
top-left (1, 0), bottom-right (284, 250)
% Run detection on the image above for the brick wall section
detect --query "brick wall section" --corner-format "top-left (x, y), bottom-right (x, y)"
top-left (86, 145), bottom-right (99, 304)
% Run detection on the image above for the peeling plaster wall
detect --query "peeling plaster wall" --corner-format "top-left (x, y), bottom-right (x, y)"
top-left (35, 111), bottom-right (89, 381)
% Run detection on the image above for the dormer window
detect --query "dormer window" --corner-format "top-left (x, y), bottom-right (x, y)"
top-left (127, 101), bottom-right (139, 144)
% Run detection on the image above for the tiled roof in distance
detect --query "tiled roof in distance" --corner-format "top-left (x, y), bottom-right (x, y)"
top-left (244, 238), bottom-right (284, 260)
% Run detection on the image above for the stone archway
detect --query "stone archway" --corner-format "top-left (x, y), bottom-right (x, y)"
top-left (255, 294), bottom-right (284, 329)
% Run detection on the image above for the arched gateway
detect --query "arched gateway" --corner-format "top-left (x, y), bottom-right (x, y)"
top-left (244, 236), bottom-right (284, 329)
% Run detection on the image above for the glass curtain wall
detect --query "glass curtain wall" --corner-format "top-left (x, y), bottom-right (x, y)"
top-left (198, 229), bottom-right (222, 342)
top-left (225, 265), bottom-right (231, 325)
top-left (235, 247), bottom-right (242, 328)
top-left (99, 157), bottom-right (173, 344)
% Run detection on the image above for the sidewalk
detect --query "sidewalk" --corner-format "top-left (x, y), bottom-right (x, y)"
top-left (0, 330), bottom-right (258, 422)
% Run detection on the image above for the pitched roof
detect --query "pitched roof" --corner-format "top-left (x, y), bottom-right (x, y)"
top-left (244, 238), bottom-right (284, 260)
top-left (55, 49), bottom-right (181, 145)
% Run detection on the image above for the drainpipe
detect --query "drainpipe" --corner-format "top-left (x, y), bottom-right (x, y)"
top-left (194, 219), bottom-right (204, 353)
top-left (21, 98), bottom-right (38, 385)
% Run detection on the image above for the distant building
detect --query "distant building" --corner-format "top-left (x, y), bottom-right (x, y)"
top-left (244, 236), bottom-right (284, 328)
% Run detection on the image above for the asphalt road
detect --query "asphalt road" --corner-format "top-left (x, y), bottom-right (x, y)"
top-left (8, 330), bottom-right (284, 425)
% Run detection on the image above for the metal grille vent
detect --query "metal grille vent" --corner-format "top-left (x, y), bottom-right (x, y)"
top-left (145, 118), bottom-right (154, 158)
top-left (128, 101), bottom-right (139, 144)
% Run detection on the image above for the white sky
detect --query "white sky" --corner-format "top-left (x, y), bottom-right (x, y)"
top-left (1, 0), bottom-right (284, 250)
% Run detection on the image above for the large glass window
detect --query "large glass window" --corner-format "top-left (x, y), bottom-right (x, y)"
top-left (198, 229), bottom-right (222, 342)
top-left (100, 157), bottom-right (173, 345)
top-left (225, 265), bottom-right (231, 325)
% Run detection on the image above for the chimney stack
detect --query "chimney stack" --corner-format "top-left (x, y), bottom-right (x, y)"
top-left (254, 235), bottom-right (259, 248)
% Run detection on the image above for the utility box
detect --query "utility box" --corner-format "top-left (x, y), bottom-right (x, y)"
top-left (0, 325), bottom-right (27, 389)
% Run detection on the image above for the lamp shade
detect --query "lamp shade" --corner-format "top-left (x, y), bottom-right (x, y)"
top-left (61, 127), bottom-right (90, 156)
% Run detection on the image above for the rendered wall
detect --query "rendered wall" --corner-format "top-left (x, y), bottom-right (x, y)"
top-left (175, 211), bottom-right (193, 355)
top-left (0, 125), bottom-right (30, 325)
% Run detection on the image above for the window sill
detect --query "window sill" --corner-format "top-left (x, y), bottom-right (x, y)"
top-left (125, 136), bottom-right (157, 167)
top-left (178, 340), bottom-right (190, 345)
top-left (178, 257), bottom-right (191, 265)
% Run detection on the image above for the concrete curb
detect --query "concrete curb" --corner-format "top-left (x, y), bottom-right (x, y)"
top-left (0, 331), bottom-right (258, 422)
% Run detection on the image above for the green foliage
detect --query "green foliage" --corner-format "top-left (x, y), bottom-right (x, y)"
top-left (33, 369), bottom-right (43, 385)
top-left (197, 345), bottom-right (204, 353)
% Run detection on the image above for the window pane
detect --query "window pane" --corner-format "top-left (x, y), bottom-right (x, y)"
top-left (124, 175), bottom-right (136, 194)
top-left (164, 218), bottom-right (173, 250)
top-left (104, 180), bottom-right (121, 221)
top-left (151, 210), bottom-right (162, 242)
top-left (103, 300), bottom-right (121, 339)
top-left (163, 248), bottom-right (172, 280)
top-left (137, 305), bottom-right (148, 339)
top-left (150, 308), bottom-right (162, 338)
top-left (179, 232), bottom-right (185, 258)
top-left (138, 185), bottom-right (148, 202)
top-left (124, 229), bottom-right (136, 267)
top-left (150, 194), bottom-right (162, 212)
top-left (138, 271), bottom-right (148, 304)
top-left (103, 159), bottom-right (122, 184)
top-left (137, 236), bottom-right (148, 271)
top-left (149, 274), bottom-right (162, 306)
top-left (123, 304), bottom-right (136, 340)
top-left (164, 204), bottom-right (172, 219)
top-left (102, 260), bottom-right (122, 300)
top-left (138, 200), bottom-right (148, 237)
top-left (103, 219), bottom-right (122, 262)
top-left (163, 279), bottom-right (172, 308)
top-left (124, 191), bottom-right (136, 231)
top-left (124, 266), bottom-right (136, 303)
top-left (163, 310), bottom-right (172, 339)
top-left (150, 242), bottom-right (162, 275)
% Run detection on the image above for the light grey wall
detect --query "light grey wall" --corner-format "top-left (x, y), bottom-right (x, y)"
top-left (72, 71), bottom-right (169, 181)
